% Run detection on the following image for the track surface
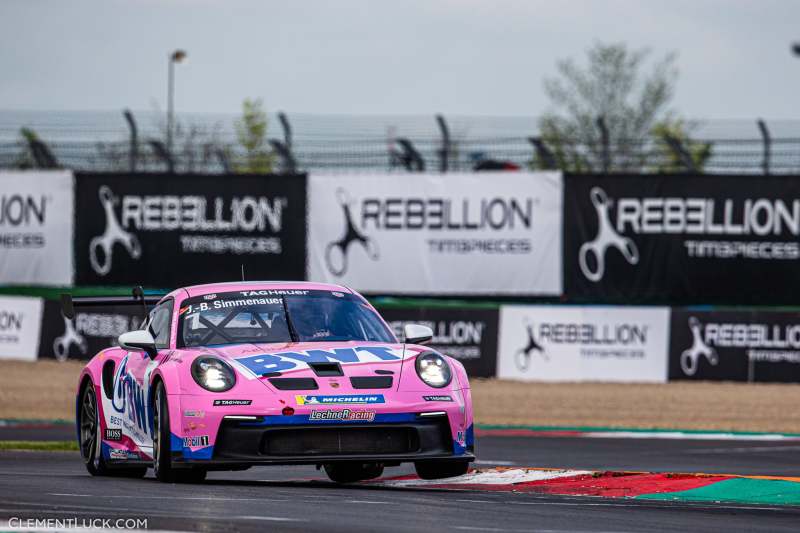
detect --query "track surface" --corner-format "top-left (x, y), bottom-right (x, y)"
top-left (1, 436), bottom-right (800, 532)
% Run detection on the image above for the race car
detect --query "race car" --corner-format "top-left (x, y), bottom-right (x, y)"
top-left (71, 282), bottom-right (474, 483)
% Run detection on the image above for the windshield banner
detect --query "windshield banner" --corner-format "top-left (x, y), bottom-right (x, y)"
top-left (0, 171), bottom-right (74, 285)
top-left (307, 172), bottom-right (563, 295)
top-left (378, 305), bottom-right (499, 377)
top-left (565, 174), bottom-right (800, 304)
top-left (73, 173), bottom-right (307, 286)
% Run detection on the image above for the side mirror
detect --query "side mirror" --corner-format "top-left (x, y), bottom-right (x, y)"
top-left (118, 330), bottom-right (158, 359)
top-left (403, 324), bottom-right (433, 345)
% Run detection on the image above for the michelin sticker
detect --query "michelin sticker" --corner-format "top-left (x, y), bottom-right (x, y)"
top-left (296, 395), bottom-right (385, 405)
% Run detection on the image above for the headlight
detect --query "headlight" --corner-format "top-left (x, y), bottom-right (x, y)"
top-left (191, 357), bottom-right (236, 392)
top-left (415, 352), bottom-right (452, 388)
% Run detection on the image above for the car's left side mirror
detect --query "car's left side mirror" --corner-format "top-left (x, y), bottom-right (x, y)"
top-left (403, 324), bottom-right (433, 345)
top-left (118, 330), bottom-right (158, 359)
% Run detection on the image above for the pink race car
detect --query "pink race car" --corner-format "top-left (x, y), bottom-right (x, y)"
top-left (70, 282), bottom-right (474, 483)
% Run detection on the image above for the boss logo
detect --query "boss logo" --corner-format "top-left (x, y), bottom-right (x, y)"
top-left (104, 428), bottom-right (122, 441)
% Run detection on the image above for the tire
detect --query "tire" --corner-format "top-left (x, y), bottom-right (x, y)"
top-left (153, 381), bottom-right (206, 483)
top-left (414, 460), bottom-right (469, 480)
top-left (324, 462), bottom-right (384, 483)
top-left (79, 382), bottom-right (147, 479)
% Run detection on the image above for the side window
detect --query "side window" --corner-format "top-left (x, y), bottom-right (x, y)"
top-left (148, 301), bottom-right (173, 349)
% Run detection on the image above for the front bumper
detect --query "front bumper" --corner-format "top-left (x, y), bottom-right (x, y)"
top-left (172, 411), bottom-right (474, 467)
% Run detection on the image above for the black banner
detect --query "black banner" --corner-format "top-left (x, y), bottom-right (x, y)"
top-left (376, 305), bottom-right (499, 377)
top-left (669, 309), bottom-right (800, 383)
top-left (38, 299), bottom-right (144, 361)
top-left (564, 174), bottom-right (800, 304)
top-left (74, 173), bottom-right (307, 287)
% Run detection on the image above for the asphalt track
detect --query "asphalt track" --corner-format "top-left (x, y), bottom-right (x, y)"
top-left (1, 433), bottom-right (800, 532)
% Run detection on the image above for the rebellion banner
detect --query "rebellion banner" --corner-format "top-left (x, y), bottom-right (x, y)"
top-left (38, 299), bottom-right (145, 362)
top-left (0, 171), bottom-right (74, 285)
top-left (0, 295), bottom-right (43, 361)
top-left (308, 172), bottom-right (563, 295)
top-left (497, 304), bottom-right (670, 382)
top-left (564, 174), bottom-right (800, 304)
top-left (669, 309), bottom-right (800, 383)
top-left (74, 173), bottom-right (307, 287)
top-left (377, 305), bottom-right (499, 377)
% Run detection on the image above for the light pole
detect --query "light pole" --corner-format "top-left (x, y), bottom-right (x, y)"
top-left (167, 49), bottom-right (187, 155)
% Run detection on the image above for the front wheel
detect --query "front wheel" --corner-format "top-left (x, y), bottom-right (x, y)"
top-left (324, 462), bottom-right (384, 483)
top-left (414, 460), bottom-right (469, 480)
top-left (79, 383), bottom-right (146, 478)
top-left (152, 382), bottom-right (206, 483)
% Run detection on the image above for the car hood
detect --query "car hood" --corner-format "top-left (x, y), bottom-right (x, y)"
top-left (193, 341), bottom-right (429, 392)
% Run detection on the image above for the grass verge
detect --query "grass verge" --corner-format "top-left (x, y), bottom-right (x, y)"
top-left (0, 440), bottom-right (77, 451)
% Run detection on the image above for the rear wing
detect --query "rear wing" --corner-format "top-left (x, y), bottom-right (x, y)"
top-left (60, 286), bottom-right (165, 320)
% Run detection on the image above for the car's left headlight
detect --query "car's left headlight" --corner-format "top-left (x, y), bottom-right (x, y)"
top-left (415, 352), bottom-right (452, 388)
top-left (191, 356), bottom-right (236, 392)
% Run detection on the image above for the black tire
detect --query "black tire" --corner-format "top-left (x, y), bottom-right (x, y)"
top-left (80, 383), bottom-right (109, 476)
top-left (414, 460), bottom-right (470, 480)
top-left (324, 462), bottom-right (384, 483)
top-left (153, 382), bottom-right (206, 483)
top-left (79, 382), bottom-right (147, 479)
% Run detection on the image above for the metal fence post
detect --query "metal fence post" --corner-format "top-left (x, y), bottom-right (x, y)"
top-left (663, 134), bottom-right (698, 173)
top-left (396, 138), bottom-right (425, 171)
top-left (269, 140), bottom-right (297, 173)
top-left (278, 111), bottom-right (292, 149)
top-left (596, 116), bottom-right (610, 173)
top-left (527, 137), bottom-right (557, 170)
top-left (148, 140), bottom-right (175, 173)
top-left (436, 114), bottom-right (450, 172)
top-left (757, 118), bottom-right (771, 175)
top-left (123, 109), bottom-right (138, 172)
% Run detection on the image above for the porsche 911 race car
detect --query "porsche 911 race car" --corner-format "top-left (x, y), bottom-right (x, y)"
top-left (71, 282), bottom-right (474, 483)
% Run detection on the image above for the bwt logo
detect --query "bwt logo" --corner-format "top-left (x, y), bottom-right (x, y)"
top-left (681, 317), bottom-right (719, 376)
top-left (325, 188), bottom-right (379, 276)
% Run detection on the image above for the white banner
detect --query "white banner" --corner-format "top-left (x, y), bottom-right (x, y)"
top-left (308, 172), bottom-right (563, 295)
top-left (497, 305), bottom-right (670, 382)
top-left (0, 171), bottom-right (74, 285)
top-left (0, 295), bottom-right (43, 361)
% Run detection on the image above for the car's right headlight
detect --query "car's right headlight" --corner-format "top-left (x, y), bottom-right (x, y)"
top-left (415, 352), bottom-right (452, 388)
top-left (191, 356), bottom-right (236, 392)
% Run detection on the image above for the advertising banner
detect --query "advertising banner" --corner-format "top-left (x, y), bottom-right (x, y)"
top-left (308, 172), bottom-right (563, 295)
top-left (669, 309), bottom-right (800, 383)
top-left (74, 173), bottom-right (307, 287)
top-left (377, 305), bottom-right (499, 377)
top-left (565, 174), bottom-right (800, 304)
top-left (38, 299), bottom-right (145, 362)
top-left (0, 295), bottom-right (43, 361)
top-left (497, 305), bottom-right (670, 382)
top-left (0, 170), bottom-right (74, 285)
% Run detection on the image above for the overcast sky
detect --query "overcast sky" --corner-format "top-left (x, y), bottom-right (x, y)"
top-left (1, 0), bottom-right (798, 119)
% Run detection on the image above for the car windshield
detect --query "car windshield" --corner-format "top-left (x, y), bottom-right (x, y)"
top-left (178, 289), bottom-right (396, 348)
